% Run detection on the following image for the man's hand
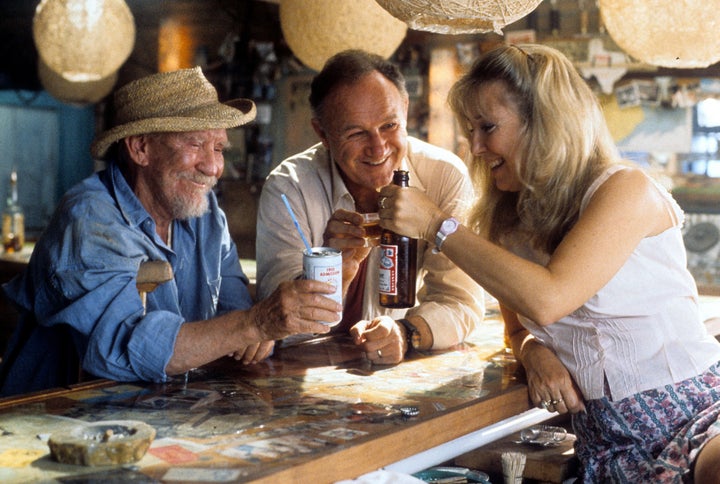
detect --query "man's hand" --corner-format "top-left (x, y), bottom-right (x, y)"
top-left (249, 279), bottom-right (341, 341)
top-left (228, 340), bottom-right (275, 364)
top-left (350, 316), bottom-right (405, 365)
top-left (323, 209), bottom-right (373, 294)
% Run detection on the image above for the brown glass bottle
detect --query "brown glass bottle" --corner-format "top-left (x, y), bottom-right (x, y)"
top-left (379, 170), bottom-right (417, 308)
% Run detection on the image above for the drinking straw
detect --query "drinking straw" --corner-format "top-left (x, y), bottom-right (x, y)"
top-left (281, 194), bottom-right (312, 252)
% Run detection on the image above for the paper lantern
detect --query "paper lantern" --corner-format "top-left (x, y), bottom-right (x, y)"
top-left (600, 0), bottom-right (720, 69)
top-left (280, 0), bottom-right (407, 72)
top-left (38, 59), bottom-right (117, 106)
top-left (33, 0), bottom-right (135, 82)
top-left (374, 0), bottom-right (543, 35)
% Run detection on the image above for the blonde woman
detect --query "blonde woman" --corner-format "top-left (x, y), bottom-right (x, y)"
top-left (378, 43), bottom-right (720, 482)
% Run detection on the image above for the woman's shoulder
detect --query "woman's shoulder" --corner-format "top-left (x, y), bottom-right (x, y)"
top-left (589, 164), bottom-right (680, 232)
top-left (582, 164), bottom-right (652, 208)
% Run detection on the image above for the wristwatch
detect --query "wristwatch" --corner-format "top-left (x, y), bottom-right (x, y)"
top-left (434, 217), bottom-right (460, 253)
top-left (398, 318), bottom-right (421, 351)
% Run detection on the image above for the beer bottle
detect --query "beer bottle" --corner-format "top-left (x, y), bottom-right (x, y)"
top-left (379, 170), bottom-right (417, 308)
top-left (2, 169), bottom-right (24, 254)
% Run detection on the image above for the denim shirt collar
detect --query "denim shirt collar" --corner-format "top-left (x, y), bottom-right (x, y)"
top-left (105, 161), bottom-right (170, 247)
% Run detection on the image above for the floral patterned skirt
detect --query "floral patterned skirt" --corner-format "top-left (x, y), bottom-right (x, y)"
top-left (572, 362), bottom-right (720, 483)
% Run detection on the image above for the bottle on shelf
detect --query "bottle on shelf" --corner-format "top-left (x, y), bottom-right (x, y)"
top-left (379, 170), bottom-right (417, 308)
top-left (2, 169), bottom-right (24, 254)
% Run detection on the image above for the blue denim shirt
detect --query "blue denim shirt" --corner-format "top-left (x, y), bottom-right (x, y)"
top-left (0, 162), bottom-right (253, 396)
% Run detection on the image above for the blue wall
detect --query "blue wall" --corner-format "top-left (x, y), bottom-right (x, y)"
top-left (0, 90), bottom-right (95, 236)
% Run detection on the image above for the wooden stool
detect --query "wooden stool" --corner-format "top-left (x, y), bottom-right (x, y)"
top-left (453, 429), bottom-right (578, 483)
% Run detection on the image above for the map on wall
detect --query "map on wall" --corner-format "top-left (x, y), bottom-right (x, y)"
top-left (601, 93), bottom-right (693, 154)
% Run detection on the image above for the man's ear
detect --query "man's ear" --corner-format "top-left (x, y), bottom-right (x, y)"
top-left (311, 118), bottom-right (330, 150)
top-left (124, 135), bottom-right (150, 166)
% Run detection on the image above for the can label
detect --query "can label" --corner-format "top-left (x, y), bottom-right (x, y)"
top-left (378, 244), bottom-right (398, 295)
top-left (303, 247), bottom-right (343, 326)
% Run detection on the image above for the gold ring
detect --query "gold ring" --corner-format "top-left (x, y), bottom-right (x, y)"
top-left (377, 349), bottom-right (383, 358)
top-left (551, 399), bottom-right (563, 405)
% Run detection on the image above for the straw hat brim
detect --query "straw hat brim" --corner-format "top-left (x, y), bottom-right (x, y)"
top-left (91, 98), bottom-right (256, 159)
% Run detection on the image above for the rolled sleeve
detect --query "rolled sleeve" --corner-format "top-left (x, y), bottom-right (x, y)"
top-left (125, 310), bottom-right (183, 382)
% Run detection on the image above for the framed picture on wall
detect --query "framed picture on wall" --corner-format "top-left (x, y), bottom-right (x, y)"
top-left (615, 82), bottom-right (640, 109)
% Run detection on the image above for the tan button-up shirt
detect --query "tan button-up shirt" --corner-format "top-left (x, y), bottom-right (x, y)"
top-left (256, 137), bottom-right (485, 349)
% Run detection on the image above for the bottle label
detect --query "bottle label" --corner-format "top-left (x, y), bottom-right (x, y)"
top-left (378, 244), bottom-right (398, 295)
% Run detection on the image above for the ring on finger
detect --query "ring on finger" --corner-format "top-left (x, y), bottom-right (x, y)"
top-left (551, 398), bottom-right (563, 405)
top-left (540, 400), bottom-right (550, 409)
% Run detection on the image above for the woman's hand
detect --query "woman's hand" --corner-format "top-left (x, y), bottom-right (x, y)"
top-left (521, 339), bottom-right (586, 414)
top-left (378, 185), bottom-right (447, 243)
top-left (502, 303), bottom-right (585, 414)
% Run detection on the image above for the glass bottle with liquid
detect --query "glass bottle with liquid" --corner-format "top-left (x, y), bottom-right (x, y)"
top-left (2, 169), bottom-right (24, 254)
top-left (379, 170), bottom-right (417, 308)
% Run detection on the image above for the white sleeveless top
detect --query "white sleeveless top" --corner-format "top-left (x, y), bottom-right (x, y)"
top-left (513, 165), bottom-right (720, 401)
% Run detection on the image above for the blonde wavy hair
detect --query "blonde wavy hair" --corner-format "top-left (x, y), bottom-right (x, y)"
top-left (448, 44), bottom-right (619, 253)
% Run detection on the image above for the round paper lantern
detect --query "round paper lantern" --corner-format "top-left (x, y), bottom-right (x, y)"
top-left (374, 0), bottom-right (543, 35)
top-left (38, 59), bottom-right (117, 106)
top-left (600, 0), bottom-right (720, 69)
top-left (280, 0), bottom-right (407, 72)
top-left (33, 0), bottom-right (135, 82)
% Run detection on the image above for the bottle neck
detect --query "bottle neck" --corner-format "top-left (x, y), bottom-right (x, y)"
top-left (8, 170), bottom-right (18, 205)
top-left (392, 170), bottom-right (409, 188)
top-left (9, 182), bottom-right (17, 206)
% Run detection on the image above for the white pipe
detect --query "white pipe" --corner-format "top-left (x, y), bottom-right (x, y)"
top-left (383, 408), bottom-right (554, 474)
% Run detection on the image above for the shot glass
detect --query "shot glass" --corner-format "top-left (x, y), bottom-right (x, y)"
top-left (361, 212), bottom-right (381, 247)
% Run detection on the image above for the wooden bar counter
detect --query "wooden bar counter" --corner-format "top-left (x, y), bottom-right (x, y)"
top-left (0, 312), bottom-right (531, 483)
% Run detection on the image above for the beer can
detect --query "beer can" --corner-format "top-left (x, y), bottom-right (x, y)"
top-left (303, 247), bottom-right (343, 326)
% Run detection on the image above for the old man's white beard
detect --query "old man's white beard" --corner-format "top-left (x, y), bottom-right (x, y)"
top-left (171, 174), bottom-right (217, 220)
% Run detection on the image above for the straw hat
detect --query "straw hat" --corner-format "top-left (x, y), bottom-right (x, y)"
top-left (374, 0), bottom-right (543, 35)
top-left (280, 0), bottom-right (406, 72)
top-left (91, 67), bottom-right (256, 159)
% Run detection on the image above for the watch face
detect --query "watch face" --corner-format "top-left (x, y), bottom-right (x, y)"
top-left (442, 218), bottom-right (458, 232)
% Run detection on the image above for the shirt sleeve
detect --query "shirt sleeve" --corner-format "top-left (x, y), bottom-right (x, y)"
top-left (256, 158), bottom-right (330, 300)
top-left (38, 244), bottom-right (182, 384)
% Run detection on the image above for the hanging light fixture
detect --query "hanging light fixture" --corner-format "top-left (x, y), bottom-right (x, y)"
top-left (373, 0), bottom-right (543, 35)
top-left (599, 0), bottom-right (720, 69)
top-left (280, 0), bottom-right (407, 72)
top-left (33, 0), bottom-right (135, 82)
top-left (38, 59), bottom-right (117, 106)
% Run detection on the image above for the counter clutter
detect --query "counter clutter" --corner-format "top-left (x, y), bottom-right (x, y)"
top-left (0, 310), bottom-right (532, 483)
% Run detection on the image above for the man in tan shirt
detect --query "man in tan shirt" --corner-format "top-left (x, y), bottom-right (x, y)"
top-left (256, 50), bottom-right (484, 364)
